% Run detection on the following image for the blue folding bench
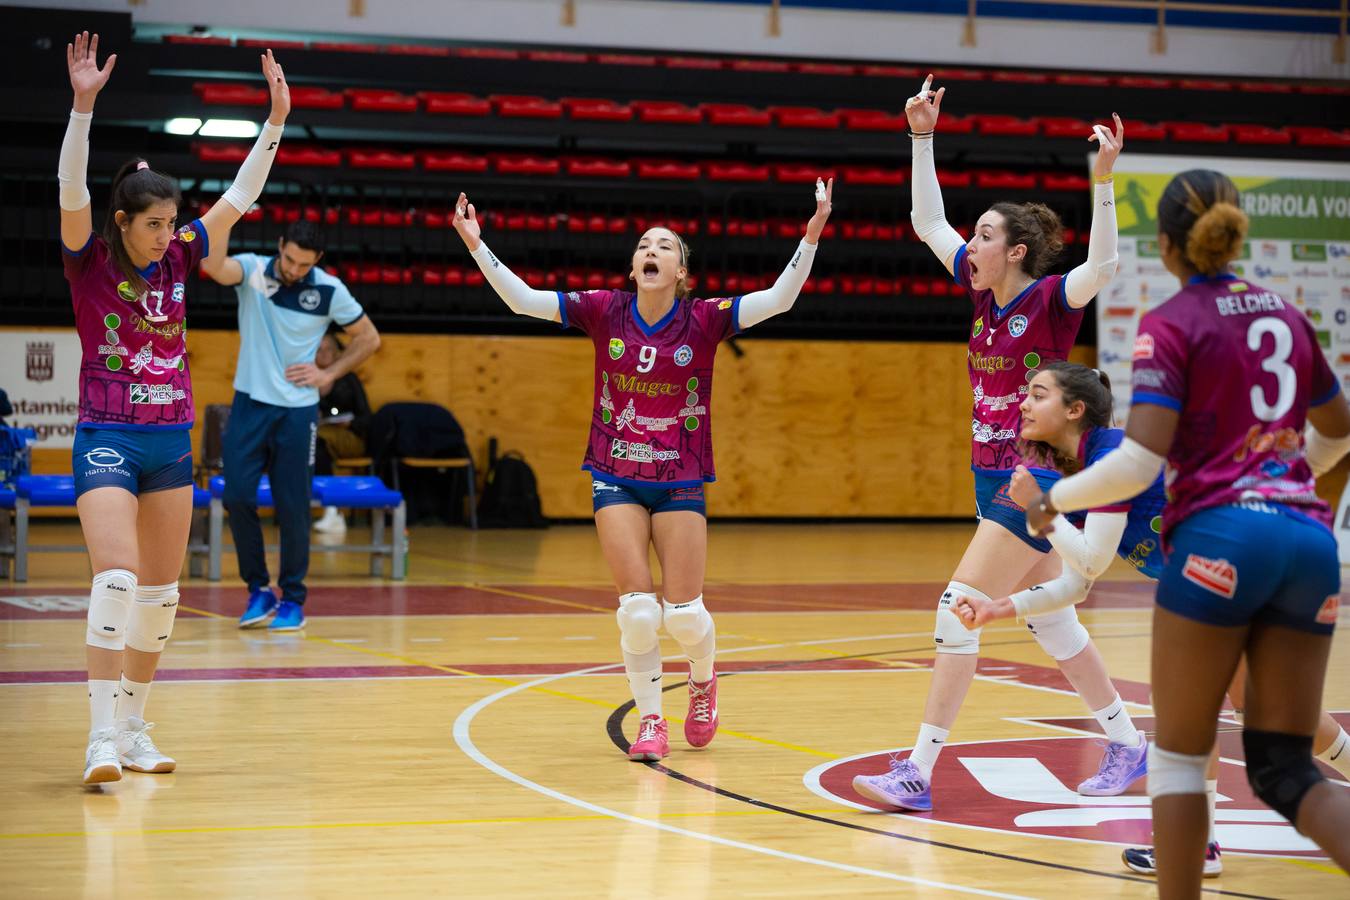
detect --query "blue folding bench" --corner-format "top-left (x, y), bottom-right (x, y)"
top-left (204, 475), bottom-right (406, 581)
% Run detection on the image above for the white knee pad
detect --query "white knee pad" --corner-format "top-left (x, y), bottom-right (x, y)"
top-left (934, 581), bottom-right (985, 655)
top-left (616, 592), bottom-right (661, 655)
top-left (663, 595), bottom-right (713, 646)
top-left (126, 582), bottom-right (180, 653)
top-left (87, 569), bottom-right (136, 650)
top-left (1025, 604), bottom-right (1091, 661)
top-left (1148, 742), bottom-right (1210, 798)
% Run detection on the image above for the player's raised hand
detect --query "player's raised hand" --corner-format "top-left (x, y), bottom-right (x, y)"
top-left (68, 31), bottom-right (116, 112)
top-left (452, 192), bottom-right (482, 251)
top-left (904, 74), bottom-right (944, 134)
top-left (1008, 464), bottom-right (1041, 509)
top-left (804, 177), bottom-right (834, 244)
top-left (1089, 113), bottom-right (1126, 180)
top-left (261, 49), bottom-right (291, 126)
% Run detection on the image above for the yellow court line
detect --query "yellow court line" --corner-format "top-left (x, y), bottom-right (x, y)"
top-left (1283, 858), bottom-right (1347, 876)
top-left (0, 806), bottom-right (853, 841)
top-left (471, 583), bottom-right (614, 614)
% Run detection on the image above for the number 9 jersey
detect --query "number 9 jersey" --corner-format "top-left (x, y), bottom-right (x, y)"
top-left (1129, 273), bottom-right (1338, 539)
top-left (558, 289), bottom-right (741, 487)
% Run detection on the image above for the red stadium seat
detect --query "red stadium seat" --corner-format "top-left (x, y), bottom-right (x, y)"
top-left (773, 163), bottom-right (833, 183)
top-left (194, 82), bottom-right (268, 106)
top-left (564, 158), bottom-right (631, 178)
top-left (275, 147), bottom-right (341, 167)
top-left (164, 35), bottom-right (231, 46)
top-left (1178, 79), bottom-right (1234, 92)
top-left (937, 171), bottom-right (972, 188)
top-left (861, 65), bottom-right (921, 78)
top-left (1117, 76), bottom-right (1173, 90)
top-left (1232, 125), bottom-right (1292, 145)
top-left (731, 59), bottom-right (791, 73)
top-left (562, 98), bottom-right (634, 121)
top-left (313, 42), bottom-right (379, 53)
top-left (419, 151), bottom-right (489, 173)
top-left (1126, 121), bottom-right (1168, 141)
top-left (702, 104), bottom-right (772, 127)
top-left (527, 50), bottom-right (589, 63)
top-left (385, 44), bottom-right (451, 57)
top-left (490, 94), bottom-right (563, 118)
top-left (238, 39), bottom-right (306, 49)
top-left (420, 209), bottom-right (452, 229)
top-left (977, 172), bottom-right (1036, 190)
top-left (938, 114), bottom-right (976, 134)
top-left (993, 71), bottom-right (1050, 84)
top-left (465, 270), bottom-right (485, 288)
top-left (1297, 84), bottom-right (1350, 95)
top-left (419, 93), bottom-right (491, 116)
top-left (290, 87), bottom-right (344, 110)
top-left (841, 166), bottom-right (905, 186)
top-left (1040, 173), bottom-right (1091, 192)
top-left (635, 159), bottom-right (700, 180)
top-left (814, 277), bottom-right (836, 294)
top-left (1054, 74), bottom-right (1111, 87)
top-left (1238, 81), bottom-right (1293, 94)
top-left (345, 149), bottom-right (415, 170)
top-left (345, 89), bottom-right (418, 113)
top-left (596, 53), bottom-right (657, 66)
top-left (838, 108), bottom-right (906, 132)
top-left (794, 62), bottom-right (856, 76)
top-left (493, 155), bottom-right (561, 176)
top-left (1037, 117), bottom-right (1090, 139)
top-left (770, 106), bottom-right (841, 129)
top-left (974, 115), bottom-right (1039, 137)
top-left (454, 47), bottom-right (521, 60)
top-left (632, 101), bottom-right (702, 124)
top-left (1291, 127), bottom-right (1350, 147)
top-left (704, 162), bottom-right (770, 182)
top-left (662, 56), bottom-right (725, 70)
top-left (193, 143), bottom-right (247, 164)
top-left (931, 67), bottom-right (984, 81)
top-left (1167, 122), bottom-right (1230, 143)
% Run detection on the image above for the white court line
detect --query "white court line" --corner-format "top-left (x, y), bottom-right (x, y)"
top-left (486, 637), bottom-right (519, 642)
top-left (452, 661), bottom-right (1035, 899)
top-left (409, 637), bottom-right (444, 643)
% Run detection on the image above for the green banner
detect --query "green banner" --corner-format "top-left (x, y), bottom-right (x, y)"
top-left (1116, 173), bottom-right (1350, 241)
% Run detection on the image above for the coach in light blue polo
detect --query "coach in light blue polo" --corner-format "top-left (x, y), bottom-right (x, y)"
top-left (202, 220), bottom-right (381, 631)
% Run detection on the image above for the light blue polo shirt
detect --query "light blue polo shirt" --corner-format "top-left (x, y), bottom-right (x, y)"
top-left (231, 253), bottom-right (365, 408)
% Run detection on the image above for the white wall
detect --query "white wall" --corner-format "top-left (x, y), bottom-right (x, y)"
top-left (31, 0), bottom-right (1350, 80)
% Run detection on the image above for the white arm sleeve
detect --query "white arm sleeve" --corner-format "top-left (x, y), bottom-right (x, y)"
top-left (737, 240), bottom-right (816, 329)
top-left (1046, 511), bottom-right (1128, 580)
top-left (58, 110), bottom-right (92, 211)
top-left (1063, 181), bottom-right (1119, 308)
top-left (469, 241), bottom-right (560, 320)
top-left (221, 121), bottom-right (285, 215)
top-left (910, 136), bottom-right (965, 275)
top-left (1010, 569), bottom-right (1094, 619)
top-left (1048, 438), bottom-right (1165, 514)
top-left (1305, 423), bottom-right (1350, 477)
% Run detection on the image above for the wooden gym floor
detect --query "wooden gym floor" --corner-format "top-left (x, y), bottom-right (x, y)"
top-left (1, 521), bottom-right (1346, 898)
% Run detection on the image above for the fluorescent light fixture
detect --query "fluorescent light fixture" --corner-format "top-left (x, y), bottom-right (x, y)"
top-left (165, 117), bottom-right (203, 135)
top-left (199, 119), bottom-right (260, 138)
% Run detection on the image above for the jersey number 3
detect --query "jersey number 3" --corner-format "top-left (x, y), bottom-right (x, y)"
top-left (1246, 317), bottom-right (1295, 422)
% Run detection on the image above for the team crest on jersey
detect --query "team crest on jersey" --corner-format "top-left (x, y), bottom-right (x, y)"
top-left (1133, 333), bottom-right (1155, 361)
top-left (177, 226), bottom-right (196, 242)
top-left (1008, 315), bottom-right (1028, 337)
top-left (299, 288), bottom-right (322, 311)
top-left (972, 317), bottom-right (984, 339)
top-left (1316, 595), bottom-right (1341, 625)
top-left (117, 281), bottom-right (140, 302)
top-left (608, 338), bottom-right (625, 360)
top-left (1182, 554), bottom-right (1238, 598)
top-left (171, 283), bottom-right (185, 303)
top-left (718, 300), bottom-right (733, 310)
top-left (674, 344), bottom-right (693, 366)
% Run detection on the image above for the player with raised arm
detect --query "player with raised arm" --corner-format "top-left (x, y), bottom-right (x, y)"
top-left (452, 180), bottom-right (832, 759)
top-left (60, 32), bottom-right (290, 783)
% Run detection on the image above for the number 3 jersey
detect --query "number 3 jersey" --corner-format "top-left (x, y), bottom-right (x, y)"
top-left (558, 289), bottom-right (741, 487)
top-left (1130, 274), bottom-right (1338, 538)
top-left (63, 220), bottom-right (208, 430)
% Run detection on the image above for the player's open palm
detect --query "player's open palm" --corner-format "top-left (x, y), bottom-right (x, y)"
top-left (452, 192), bottom-right (482, 251)
top-left (804, 177), bottom-right (834, 244)
top-left (68, 31), bottom-right (116, 108)
top-left (261, 49), bottom-right (291, 125)
top-left (904, 74), bottom-right (944, 134)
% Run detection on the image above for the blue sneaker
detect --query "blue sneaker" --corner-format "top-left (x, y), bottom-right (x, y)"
top-left (852, 757), bottom-right (933, 812)
top-left (1079, 734), bottom-right (1148, 796)
top-left (238, 588), bottom-right (278, 628)
top-left (268, 601), bottom-right (306, 632)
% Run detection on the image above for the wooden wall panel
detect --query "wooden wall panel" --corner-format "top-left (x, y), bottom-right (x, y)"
top-left (18, 327), bottom-right (1109, 519)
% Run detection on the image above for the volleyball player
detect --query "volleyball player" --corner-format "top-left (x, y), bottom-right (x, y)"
top-left (60, 32), bottom-right (290, 783)
top-left (852, 76), bottom-right (1136, 812)
top-left (452, 181), bottom-right (832, 759)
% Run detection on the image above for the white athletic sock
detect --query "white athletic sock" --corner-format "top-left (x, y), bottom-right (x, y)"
top-left (1205, 779), bottom-right (1218, 843)
top-left (1093, 695), bottom-right (1141, 746)
top-left (88, 679), bottom-right (119, 734)
top-left (117, 675), bottom-right (151, 723)
top-left (910, 723), bottom-right (950, 779)
top-left (623, 646), bottom-right (664, 719)
top-left (1317, 725), bottom-right (1350, 779)
top-left (685, 624), bottom-right (716, 684)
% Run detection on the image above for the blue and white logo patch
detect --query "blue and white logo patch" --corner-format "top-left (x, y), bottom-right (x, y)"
top-left (674, 344), bottom-right (693, 366)
top-left (1008, 315), bottom-right (1028, 338)
top-left (171, 282), bottom-right (185, 303)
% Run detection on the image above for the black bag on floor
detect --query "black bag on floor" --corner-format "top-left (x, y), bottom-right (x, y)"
top-left (478, 447), bottom-right (547, 529)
